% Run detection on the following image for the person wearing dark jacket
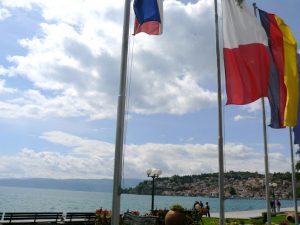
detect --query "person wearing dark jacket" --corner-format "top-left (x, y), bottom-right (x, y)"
top-left (205, 202), bottom-right (210, 217)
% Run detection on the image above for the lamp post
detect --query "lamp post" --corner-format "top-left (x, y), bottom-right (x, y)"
top-left (146, 168), bottom-right (162, 212)
top-left (269, 182), bottom-right (277, 214)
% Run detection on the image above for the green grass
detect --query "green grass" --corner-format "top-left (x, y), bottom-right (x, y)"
top-left (271, 214), bottom-right (294, 224)
top-left (198, 214), bottom-right (295, 225)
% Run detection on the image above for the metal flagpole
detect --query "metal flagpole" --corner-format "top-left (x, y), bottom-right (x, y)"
top-left (213, 0), bottom-right (225, 224)
top-left (261, 97), bottom-right (272, 225)
top-left (111, 0), bottom-right (131, 225)
top-left (252, 3), bottom-right (272, 225)
top-left (289, 127), bottom-right (299, 225)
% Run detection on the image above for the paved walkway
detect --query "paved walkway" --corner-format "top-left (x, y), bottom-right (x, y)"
top-left (210, 207), bottom-right (296, 219)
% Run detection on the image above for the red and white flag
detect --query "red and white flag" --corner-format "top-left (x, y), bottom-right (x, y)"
top-left (222, 0), bottom-right (270, 105)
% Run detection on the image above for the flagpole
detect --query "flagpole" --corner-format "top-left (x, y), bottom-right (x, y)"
top-left (261, 97), bottom-right (272, 225)
top-left (111, 0), bottom-right (131, 225)
top-left (252, 3), bottom-right (272, 225)
top-left (289, 127), bottom-right (299, 225)
top-left (213, 0), bottom-right (225, 224)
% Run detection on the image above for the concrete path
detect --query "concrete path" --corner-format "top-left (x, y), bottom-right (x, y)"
top-left (210, 207), bottom-right (296, 219)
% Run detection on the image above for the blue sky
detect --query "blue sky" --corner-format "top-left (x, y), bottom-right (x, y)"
top-left (0, 0), bottom-right (299, 179)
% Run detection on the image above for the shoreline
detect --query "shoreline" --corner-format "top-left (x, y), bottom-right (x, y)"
top-left (210, 207), bottom-right (298, 219)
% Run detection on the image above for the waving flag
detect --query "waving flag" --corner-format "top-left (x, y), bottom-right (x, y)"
top-left (259, 9), bottom-right (299, 127)
top-left (293, 54), bottom-right (300, 144)
top-left (222, 0), bottom-right (270, 105)
top-left (133, 0), bottom-right (163, 35)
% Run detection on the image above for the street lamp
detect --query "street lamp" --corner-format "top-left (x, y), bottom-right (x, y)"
top-left (269, 182), bottom-right (277, 214)
top-left (146, 168), bottom-right (162, 212)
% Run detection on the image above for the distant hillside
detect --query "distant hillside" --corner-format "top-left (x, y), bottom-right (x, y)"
top-left (123, 171), bottom-right (296, 199)
top-left (0, 178), bottom-right (142, 192)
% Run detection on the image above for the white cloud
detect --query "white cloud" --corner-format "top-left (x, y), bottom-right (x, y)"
top-left (0, 0), bottom-right (218, 120)
top-left (0, 8), bottom-right (11, 20)
top-left (242, 99), bottom-right (262, 113)
top-left (0, 89), bottom-right (105, 119)
top-left (233, 115), bottom-right (243, 121)
top-left (233, 114), bottom-right (256, 122)
top-left (0, 131), bottom-right (292, 179)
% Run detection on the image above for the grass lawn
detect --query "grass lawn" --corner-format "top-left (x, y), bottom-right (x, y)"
top-left (199, 214), bottom-right (295, 224)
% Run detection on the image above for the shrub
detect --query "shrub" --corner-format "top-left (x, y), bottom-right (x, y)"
top-left (170, 204), bottom-right (184, 213)
top-left (250, 217), bottom-right (264, 225)
top-left (279, 221), bottom-right (289, 225)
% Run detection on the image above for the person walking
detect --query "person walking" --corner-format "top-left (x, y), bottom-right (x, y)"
top-left (199, 201), bottom-right (203, 208)
top-left (205, 202), bottom-right (210, 217)
top-left (276, 199), bottom-right (281, 212)
top-left (270, 200), bottom-right (275, 213)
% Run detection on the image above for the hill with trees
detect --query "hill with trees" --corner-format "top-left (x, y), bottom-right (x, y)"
top-left (122, 171), bottom-right (295, 199)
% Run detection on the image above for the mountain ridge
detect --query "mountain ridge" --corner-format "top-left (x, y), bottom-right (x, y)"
top-left (0, 178), bottom-right (142, 192)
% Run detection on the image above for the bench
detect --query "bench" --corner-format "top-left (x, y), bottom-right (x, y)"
top-left (65, 212), bottom-right (95, 224)
top-left (3, 212), bottom-right (63, 223)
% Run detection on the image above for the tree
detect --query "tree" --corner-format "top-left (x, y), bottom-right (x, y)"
top-left (228, 187), bottom-right (237, 196)
top-left (296, 146), bottom-right (300, 172)
top-left (295, 146), bottom-right (300, 197)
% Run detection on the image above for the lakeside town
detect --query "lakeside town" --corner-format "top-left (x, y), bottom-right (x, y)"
top-left (123, 171), bottom-right (295, 199)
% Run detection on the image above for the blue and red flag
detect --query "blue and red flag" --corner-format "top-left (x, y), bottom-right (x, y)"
top-left (293, 54), bottom-right (300, 144)
top-left (133, 0), bottom-right (163, 35)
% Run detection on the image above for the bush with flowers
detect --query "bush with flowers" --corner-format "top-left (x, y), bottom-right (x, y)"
top-left (130, 210), bottom-right (140, 216)
top-left (95, 208), bottom-right (112, 225)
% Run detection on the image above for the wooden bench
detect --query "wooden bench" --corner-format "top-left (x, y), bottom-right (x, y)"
top-left (65, 212), bottom-right (95, 224)
top-left (3, 212), bottom-right (63, 223)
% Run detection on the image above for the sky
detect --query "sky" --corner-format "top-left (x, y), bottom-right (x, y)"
top-left (0, 0), bottom-right (299, 180)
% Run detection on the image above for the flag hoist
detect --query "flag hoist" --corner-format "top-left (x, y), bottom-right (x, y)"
top-left (258, 7), bottom-right (299, 224)
top-left (220, 0), bottom-right (273, 224)
top-left (222, 2), bottom-right (299, 224)
top-left (114, 1), bottom-right (298, 225)
top-left (213, 0), bottom-right (225, 224)
top-left (111, 1), bottom-right (163, 224)
top-left (111, 1), bottom-right (131, 224)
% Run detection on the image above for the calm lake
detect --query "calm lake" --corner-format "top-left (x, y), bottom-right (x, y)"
top-left (0, 186), bottom-right (297, 213)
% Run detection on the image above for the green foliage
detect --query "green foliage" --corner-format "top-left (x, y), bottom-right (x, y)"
top-left (249, 217), bottom-right (264, 225)
top-left (122, 171), bottom-right (293, 197)
top-left (202, 217), bottom-right (219, 225)
top-left (228, 186), bottom-right (237, 196)
top-left (235, 0), bottom-right (244, 5)
top-left (225, 171), bottom-right (263, 180)
top-left (272, 215), bottom-right (294, 224)
top-left (296, 148), bottom-right (300, 197)
top-left (185, 215), bottom-right (196, 225)
top-left (123, 181), bottom-right (152, 194)
top-left (272, 172), bottom-right (292, 181)
top-left (170, 204), bottom-right (184, 213)
top-left (296, 162), bottom-right (300, 171)
top-left (224, 218), bottom-right (247, 225)
top-left (189, 215), bottom-right (293, 225)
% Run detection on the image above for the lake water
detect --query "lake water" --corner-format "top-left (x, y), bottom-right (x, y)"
top-left (0, 186), bottom-right (297, 213)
